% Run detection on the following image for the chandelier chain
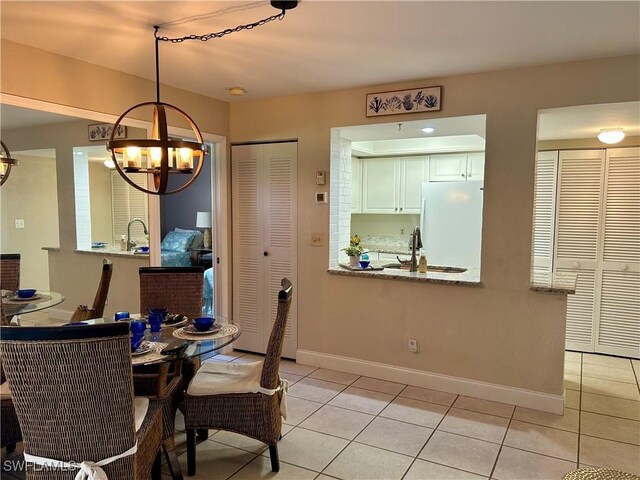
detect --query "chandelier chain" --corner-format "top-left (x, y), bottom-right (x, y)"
top-left (156, 10), bottom-right (286, 43)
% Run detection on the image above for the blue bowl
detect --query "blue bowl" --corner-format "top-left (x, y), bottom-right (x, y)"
top-left (139, 246), bottom-right (149, 253)
top-left (16, 289), bottom-right (37, 298)
top-left (131, 335), bottom-right (144, 352)
top-left (359, 260), bottom-right (370, 269)
top-left (193, 317), bottom-right (215, 332)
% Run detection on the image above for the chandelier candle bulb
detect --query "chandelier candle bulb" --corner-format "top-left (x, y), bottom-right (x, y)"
top-left (150, 147), bottom-right (162, 168)
top-left (124, 146), bottom-right (141, 170)
top-left (179, 148), bottom-right (193, 171)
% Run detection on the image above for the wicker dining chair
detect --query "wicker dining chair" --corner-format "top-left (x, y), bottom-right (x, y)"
top-left (136, 266), bottom-right (204, 479)
top-left (0, 253), bottom-right (20, 292)
top-left (0, 323), bottom-right (163, 479)
top-left (69, 258), bottom-right (113, 322)
top-left (1, 363), bottom-right (21, 454)
top-left (184, 278), bottom-right (293, 475)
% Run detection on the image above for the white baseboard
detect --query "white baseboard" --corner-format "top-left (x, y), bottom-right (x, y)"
top-left (296, 349), bottom-right (564, 414)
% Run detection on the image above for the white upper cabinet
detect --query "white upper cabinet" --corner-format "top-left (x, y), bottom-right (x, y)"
top-left (429, 153), bottom-right (485, 182)
top-left (351, 157), bottom-right (362, 213)
top-left (362, 157), bottom-right (427, 213)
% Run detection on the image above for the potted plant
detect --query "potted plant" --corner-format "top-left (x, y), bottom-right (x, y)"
top-left (342, 235), bottom-right (364, 267)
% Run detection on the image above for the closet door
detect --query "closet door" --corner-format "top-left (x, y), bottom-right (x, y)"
top-left (231, 142), bottom-right (298, 358)
top-left (531, 151), bottom-right (558, 284)
top-left (554, 150), bottom-right (605, 351)
top-left (596, 147), bottom-right (640, 357)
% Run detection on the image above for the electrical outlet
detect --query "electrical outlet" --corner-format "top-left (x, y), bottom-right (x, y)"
top-left (311, 232), bottom-right (325, 247)
top-left (15, 219), bottom-right (25, 229)
top-left (408, 338), bottom-right (418, 353)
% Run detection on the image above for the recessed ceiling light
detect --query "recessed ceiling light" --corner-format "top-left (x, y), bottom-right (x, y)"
top-left (597, 129), bottom-right (625, 144)
top-left (229, 87), bottom-right (247, 96)
top-left (103, 159), bottom-right (116, 169)
top-left (421, 127), bottom-right (436, 133)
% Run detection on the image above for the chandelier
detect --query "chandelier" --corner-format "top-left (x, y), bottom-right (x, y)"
top-left (0, 141), bottom-right (19, 187)
top-left (107, 1), bottom-right (299, 195)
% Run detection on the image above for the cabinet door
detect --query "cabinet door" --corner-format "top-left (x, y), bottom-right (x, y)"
top-left (362, 158), bottom-right (400, 213)
top-left (351, 157), bottom-right (362, 213)
top-left (531, 151), bottom-right (558, 284)
top-left (466, 153), bottom-right (485, 181)
top-left (429, 154), bottom-right (467, 181)
top-left (399, 157), bottom-right (427, 213)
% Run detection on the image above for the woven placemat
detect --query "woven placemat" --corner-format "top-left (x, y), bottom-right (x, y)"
top-left (3, 294), bottom-right (52, 305)
top-left (172, 323), bottom-right (239, 341)
top-left (131, 342), bottom-right (169, 365)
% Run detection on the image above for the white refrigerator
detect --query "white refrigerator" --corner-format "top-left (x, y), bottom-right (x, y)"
top-left (420, 181), bottom-right (484, 269)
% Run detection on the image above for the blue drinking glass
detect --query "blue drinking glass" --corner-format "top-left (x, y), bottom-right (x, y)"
top-left (130, 319), bottom-right (147, 336)
top-left (148, 312), bottom-right (163, 332)
top-left (115, 311), bottom-right (130, 321)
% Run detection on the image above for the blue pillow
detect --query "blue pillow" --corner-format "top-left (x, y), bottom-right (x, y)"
top-left (161, 231), bottom-right (197, 252)
top-left (174, 227), bottom-right (204, 249)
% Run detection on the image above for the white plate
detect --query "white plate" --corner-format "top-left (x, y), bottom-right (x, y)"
top-left (163, 317), bottom-right (188, 329)
top-left (182, 324), bottom-right (221, 335)
top-left (131, 342), bottom-right (154, 356)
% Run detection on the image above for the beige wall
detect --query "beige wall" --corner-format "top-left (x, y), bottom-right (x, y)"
top-left (88, 162), bottom-right (113, 243)
top-left (1, 40), bottom-right (229, 316)
top-left (0, 153), bottom-right (59, 291)
top-left (230, 55), bottom-right (640, 396)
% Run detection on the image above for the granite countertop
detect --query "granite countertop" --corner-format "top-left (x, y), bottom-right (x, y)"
top-left (530, 272), bottom-right (577, 295)
top-left (74, 246), bottom-right (149, 258)
top-left (363, 244), bottom-right (413, 255)
top-left (328, 261), bottom-right (482, 287)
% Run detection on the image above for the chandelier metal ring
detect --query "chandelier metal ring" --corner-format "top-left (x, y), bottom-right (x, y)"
top-left (0, 141), bottom-right (19, 187)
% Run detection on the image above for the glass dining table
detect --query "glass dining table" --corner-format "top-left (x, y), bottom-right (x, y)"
top-left (88, 315), bottom-right (242, 366)
top-left (2, 290), bottom-right (65, 318)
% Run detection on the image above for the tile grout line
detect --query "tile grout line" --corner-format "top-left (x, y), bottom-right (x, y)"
top-left (487, 404), bottom-right (516, 479)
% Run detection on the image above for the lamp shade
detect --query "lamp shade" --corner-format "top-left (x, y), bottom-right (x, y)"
top-left (196, 212), bottom-right (212, 229)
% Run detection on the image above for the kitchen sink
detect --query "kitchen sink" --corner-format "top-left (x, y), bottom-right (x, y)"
top-left (382, 264), bottom-right (467, 273)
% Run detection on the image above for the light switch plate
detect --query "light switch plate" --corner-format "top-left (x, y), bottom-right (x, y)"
top-left (315, 170), bottom-right (326, 185)
top-left (15, 219), bottom-right (25, 229)
top-left (311, 232), bottom-right (325, 247)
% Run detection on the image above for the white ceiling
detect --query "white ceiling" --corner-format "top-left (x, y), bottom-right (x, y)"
top-left (1, 1), bottom-right (639, 102)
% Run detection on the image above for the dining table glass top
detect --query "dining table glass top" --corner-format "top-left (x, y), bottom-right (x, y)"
top-left (2, 290), bottom-right (65, 317)
top-left (88, 314), bottom-right (241, 366)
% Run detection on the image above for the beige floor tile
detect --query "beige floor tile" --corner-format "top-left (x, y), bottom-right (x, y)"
top-left (283, 396), bottom-right (324, 426)
top-left (503, 420), bottom-right (578, 461)
top-left (492, 446), bottom-right (576, 480)
top-left (207, 353), bottom-right (243, 362)
top-left (279, 360), bottom-right (318, 376)
top-left (231, 353), bottom-right (265, 364)
top-left (300, 405), bottom-right (374, 440)
top-left (229, 455), bottom-right (317, 480)
top-left (438, 408), bottom-right (510, 444)
top-left (308, 368), bottom-right (360, 386)
top-left (315, 476), bottom-right (338, 480)
top-left (565, 351), bottom-right (582, 363)
top-left (582, 392), bottom-right (640, 421)
top-left (270, 427), bottom-right (348, 472)
top-left (580, 411), bottom-right (640, 445)
top-left (351, 376), bottom-right (406, 395)
top-left (177, 441), bottom-right (256, 480)
top-left (379, 396), bottom-right (449, 428)
top-left (582, 363), bottom-right (637, 384)
top-left (566, 389), bottom-right (580, 410)
top-left (583, 353), bottom-right (633, 370)
top-left (328, 386), bottom-right (395, 415)
top-left (355, 416), bottom-right (433, 456)
top-left (400, 385), bottom-right (458, 406)
top-left (211, 430), bottom-right (269, 454)
top-left (418, 430), bottom-right (500, 477)
top-left (632, 359), bottom-right (640, 370)
top-left (281, 424), bottom-right (294, 436)
top-left (564, 362), bottom-right (582, 376)
top-left (580, 435), bottom-right (640, 474)
top-left (280, 371), bottom-right (304, 385)
top-left (582, 376), bottom-right (640, 401)
top-left (323, 442), bottom-right (413, 480)
top-left (288, 378), bottom-right (346, 403)
top-left (512, 406), bottom-right (579, 432)
top-left (404, 459), bottom-right (486, 479)
top-left (452, 396), bottom-right (514, 419)
top-left (564, 373), bottom-right (581, 391)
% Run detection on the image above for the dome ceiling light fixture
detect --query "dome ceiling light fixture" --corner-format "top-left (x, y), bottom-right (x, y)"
top-left (597, 128), bottom-right (625, 145)
top-left (0, 141), bottom-right (19, 187)
top-left (107, 1), bottom-right (299, 195)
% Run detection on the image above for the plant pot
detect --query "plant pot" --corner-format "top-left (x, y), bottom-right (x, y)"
top-left (348, 255), bottom-right (359, 267)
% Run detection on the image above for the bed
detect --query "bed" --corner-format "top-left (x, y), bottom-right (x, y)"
top-left (160, 228), bottom-right (204, 267)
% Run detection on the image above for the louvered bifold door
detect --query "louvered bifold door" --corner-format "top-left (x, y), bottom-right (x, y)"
top-left (231, 144), bottom-right (265, 353)
top-left (596, 147), bottom-right (640, 358)
top-left (554, 150), bottom-right (605, 351)
top-left (262, 142), bottom-right (298, 358)
top-left (531, 151), bottom-right (558, 284)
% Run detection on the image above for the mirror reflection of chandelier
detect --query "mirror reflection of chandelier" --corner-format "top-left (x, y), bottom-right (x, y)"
top-left (107, 1), bottom-right (299, 195)
top-left (0, 141), bottom-right (19, 187)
